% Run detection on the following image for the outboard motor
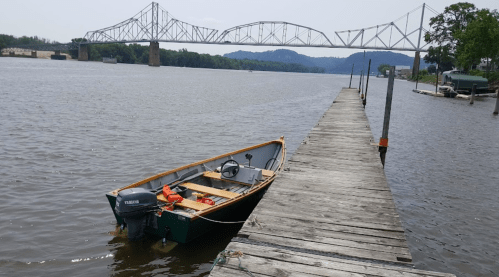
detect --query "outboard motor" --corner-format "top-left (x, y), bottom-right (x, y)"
top-left (115, 188), bottom-right (158, 241)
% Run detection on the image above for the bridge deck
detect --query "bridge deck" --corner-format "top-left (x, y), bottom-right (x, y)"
top-left (209, 88), bottom-right (455, 277)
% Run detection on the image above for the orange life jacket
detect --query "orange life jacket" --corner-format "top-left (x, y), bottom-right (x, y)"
top-left (196, 198), bottom-right (215, 205)
top-left (162, 185), bottom-right (184, 203)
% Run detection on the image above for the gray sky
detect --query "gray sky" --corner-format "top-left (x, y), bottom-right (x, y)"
top-left (1, 0), bottom-right (497, 57)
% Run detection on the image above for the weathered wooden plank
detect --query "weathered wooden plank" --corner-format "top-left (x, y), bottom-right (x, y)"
top-left (209, 266), bottom-right (270, 277)
top-left (261, 195), bottom-right (398, 216)
top-left (213, 246), bottom-right (366, 277)
top-left (253, 200), bottom-right (403, 227)
top-left (238, 225), bottom-right (411, 256)
top-left (250, 192), bottom-right (401, 220)
top-left (243, 232), bottom-right (411, 263)
top-left (267, 181), bottom-right (396, 200)
top-left (276, 171), bottom-right (391, 191)
top-left (251, 207), bottom-right (405, 232)
top-left (242, 214), bottom-right (407, 241)
top-left (225, 242), bottom-right (456, 277)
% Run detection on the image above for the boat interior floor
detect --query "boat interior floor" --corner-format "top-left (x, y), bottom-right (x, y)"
top-left (157, 169), bottom-right (274, 216)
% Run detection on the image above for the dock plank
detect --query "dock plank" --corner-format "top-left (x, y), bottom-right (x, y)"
top-left (215, 242), bottom-right (456, 277)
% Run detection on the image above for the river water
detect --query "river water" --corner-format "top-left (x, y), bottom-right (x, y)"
top-left (0, 57), bottom-right (497, 277)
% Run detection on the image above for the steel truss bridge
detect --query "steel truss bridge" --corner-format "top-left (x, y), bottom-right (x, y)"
top-left (7, 2), bottom-right (439, 53)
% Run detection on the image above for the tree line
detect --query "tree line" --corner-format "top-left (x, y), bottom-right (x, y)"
top-left (423, 2), bottom-right (499, 81)
top-left (0, 34), bottom-right (59, 50)
top-left (1, 35), bottom-right (324, 73)
top-left (68, 41), bottom-right (324, 73)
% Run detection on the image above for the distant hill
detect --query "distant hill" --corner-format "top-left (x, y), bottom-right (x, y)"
top-left (224, 49), bottom-right (345, 72)
top-left (224, 49), bottom-right (431, 74)
top-left (333, 51), bottom-right (431, 74)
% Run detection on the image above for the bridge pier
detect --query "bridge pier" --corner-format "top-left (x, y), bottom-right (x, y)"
top-left (31, 51), bottom-right (37, 58)
top-left (412, 51), bottom-right (421, 77)
top-left (78, 45), bottom-right (89, 61)
top-left (149, 41), bottom-right (160, 67)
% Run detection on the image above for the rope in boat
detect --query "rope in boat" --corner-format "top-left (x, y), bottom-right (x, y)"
top-left (195, 214), bottom-right (247, 224)
top-left (210, 250), bottom-right (254, 276)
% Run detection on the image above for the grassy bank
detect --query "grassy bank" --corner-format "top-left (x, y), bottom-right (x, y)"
top-left (408, 74), bottom-right (439, 86)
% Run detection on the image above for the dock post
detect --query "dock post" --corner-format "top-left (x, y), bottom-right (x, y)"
top-left (470, 84), bottom-right (476, 105)
top-left (358, 72), bottom-right (362, 93)
top-left (359, 71), bottom-right (364, 93)
top-left (435, 70), bottom-right (439, 93)
top-left (363, 59), bottom-right (371, 107)
top-left (361, 51), bottom-right (366, 96)
top-left (494, 89), bottom-right (499, 115)
top-left (349, 64), bottom-right (354, 88)
top-left (379, 66), bottom-right (395, 167)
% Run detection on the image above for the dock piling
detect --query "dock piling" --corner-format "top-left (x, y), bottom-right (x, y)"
top-left (359, 71), bottom-right (363, 93)
top-left (494, 89), bottom-right (499, 115)
top-left (379, 66), bottom-right (395, 167)
top-left (470, 84), bottom-right (476, 104)
top-left (363, 59), bottom-right (371, 107)
top-left (349, 64), bottom-right (354, 88)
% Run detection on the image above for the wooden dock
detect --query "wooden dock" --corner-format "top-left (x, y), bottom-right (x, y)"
top-left (209, 88), bottom-right (455, 277)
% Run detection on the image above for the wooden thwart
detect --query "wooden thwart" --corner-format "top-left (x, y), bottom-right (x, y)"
top-left (182, 182), bottom-right (241, 199)
top-left (203, 170), bottom-right (272, 185)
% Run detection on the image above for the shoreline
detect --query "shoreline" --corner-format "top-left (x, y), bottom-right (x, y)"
top-left (0, 50), bottom-right (72, 60)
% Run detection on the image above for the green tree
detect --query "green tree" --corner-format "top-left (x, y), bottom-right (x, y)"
top-left (423, 45), bottom-right (454, 73)
top-left (424, 2), bottom-right (478, 70)
top-left (0, 37), bottom-right (6, 51)
top-left (455, 9), bottom-right (499, 72)
top-left (427, 65), bottom-right (437, 74)
top-left (69, 38), bottom-right (87, 59)
top-left (377, 64), bottom-right (391, 76)
top-left (425, 2), bottom-right (477, 48)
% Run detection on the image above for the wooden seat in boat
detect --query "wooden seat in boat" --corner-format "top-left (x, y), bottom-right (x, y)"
top-left (261, 169), bottom-right (274, 178)
top-left (181, 182), bottom-right (240, 199)
top-left (203, 169), bottom-right (274, 184)
top-left (157, 194), bottom-right (212, 211)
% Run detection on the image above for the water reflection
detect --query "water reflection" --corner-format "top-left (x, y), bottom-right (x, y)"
top-left (108, 223), bottom-right (241, 276)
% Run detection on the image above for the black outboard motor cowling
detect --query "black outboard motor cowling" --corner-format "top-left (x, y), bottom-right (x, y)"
top-left (115, 188), bottom-right (158, 241)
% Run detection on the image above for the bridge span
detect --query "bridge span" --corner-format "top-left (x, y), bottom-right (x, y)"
top-left (6, 2), bottom-right (438, 72)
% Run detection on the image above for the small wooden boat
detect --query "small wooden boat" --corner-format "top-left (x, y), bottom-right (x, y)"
top-left (106, 137), bottom-right (285, 243)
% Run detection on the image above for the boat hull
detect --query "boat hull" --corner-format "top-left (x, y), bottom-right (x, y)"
top-left (106, 185), bottom-right (267, 243)
top-left (106, 138), bottom-right (285, 243)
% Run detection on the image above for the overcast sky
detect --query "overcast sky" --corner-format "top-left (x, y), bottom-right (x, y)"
top-left (1, 0), bottom-right (497, 58)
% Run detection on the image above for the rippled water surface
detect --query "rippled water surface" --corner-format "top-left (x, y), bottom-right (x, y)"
top-left (1, 57), bottom-right (498, 276)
